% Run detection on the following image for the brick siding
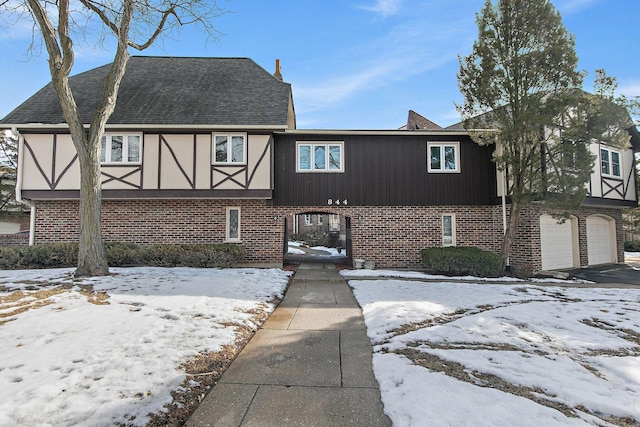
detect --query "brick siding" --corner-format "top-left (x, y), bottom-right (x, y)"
top-left (32, 199), bottom-right (624, 271)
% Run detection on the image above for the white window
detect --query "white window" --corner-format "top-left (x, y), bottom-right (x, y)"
top-left (600, 147), bottom-right (621, 178)
top-left (329, 214), bottom-right (340, 232)
top-left (214, 134), bottom-right (246, 164)
top-left (100, 134), bottom-right (141, 164)
top-left (428, 142), bottom-right (459, 173)
top-left (442, 214), bottom-right (456, 246)
top-left (304, 214), bottom-right (312, 225)
top-left (317, 215), bottom-right (324, 225)
top-left (297, 141), bottom-right (344, 172)
top-left (226, 207), bottom-right (241, 242)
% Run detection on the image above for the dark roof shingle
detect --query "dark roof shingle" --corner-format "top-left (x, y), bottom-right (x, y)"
top-left (1, 56), bottom-right (293, 127)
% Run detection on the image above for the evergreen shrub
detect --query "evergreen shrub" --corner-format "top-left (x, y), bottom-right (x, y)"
top-left (421, 246), bottom-right (502, 278)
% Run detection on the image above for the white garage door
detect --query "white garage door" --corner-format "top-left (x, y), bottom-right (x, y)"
top-left (587, 216), bottom-right (616, 265)
top-left (540, 215), bottom-right (576, 271)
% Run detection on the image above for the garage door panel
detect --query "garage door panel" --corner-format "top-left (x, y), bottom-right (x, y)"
top-left (587, 216), bottom-right (616, 265)
top-left (540, 215), bottom-right (575, 271)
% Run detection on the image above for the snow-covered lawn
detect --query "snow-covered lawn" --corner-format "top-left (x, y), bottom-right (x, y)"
top-left (0, 267), bottom-right (290, 426)
top-left (347, 276), bottom-right (640, 426)
top-left (287, 241), bottom-right (344, 257)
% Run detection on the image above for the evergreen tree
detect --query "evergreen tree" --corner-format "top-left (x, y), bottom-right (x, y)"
top-left (458, 0), bottom-right (631, 272)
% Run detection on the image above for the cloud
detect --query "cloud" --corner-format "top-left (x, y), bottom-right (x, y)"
top-left (617, 81), bottom-right (640, 97)
top-left (0, 1), bottom-right (36, 40)
top-left (555, 0), bottom-right (599, 14)
top-left (360, 0), bottom-right (403, 18)
top-left (293, 9), bottom-right (472, 116)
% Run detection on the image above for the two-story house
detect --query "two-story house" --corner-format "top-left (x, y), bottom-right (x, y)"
top-left (1, 56), bottom-right (637, 273)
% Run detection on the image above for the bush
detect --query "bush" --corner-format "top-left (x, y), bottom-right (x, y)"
top-left (105, 242), bottom-right (142, 267)
top-left (421, 246), bottom-right (503, 278)
top-left (624, 241), bottom-right (640, 252)
top-left (0, 242), bottom-right (246, 270)
top-left (0, 242), bottom-right (79, 269)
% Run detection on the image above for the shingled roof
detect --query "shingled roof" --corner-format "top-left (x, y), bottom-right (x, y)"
top-left (1, 56), bottom-right (294, 128)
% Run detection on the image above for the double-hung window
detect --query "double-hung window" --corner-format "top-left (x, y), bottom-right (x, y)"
top-left (100, 134), bottom-right (141, 164)
top-left (428, 142), bottom-right (459, 173)
top-left (297, 142), bottom-right (344, 172)
top-left (304, 214), bottom-right (312, 225)
top-left (214, 134), bottom-right (246, 164)
top-left (600, 147), bottom-right (621, 178)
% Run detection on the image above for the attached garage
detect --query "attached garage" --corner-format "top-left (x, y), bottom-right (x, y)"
top-left (587, 215), bottom-right (617, 265)
top-left (540, 215), bottom-right (579, 271)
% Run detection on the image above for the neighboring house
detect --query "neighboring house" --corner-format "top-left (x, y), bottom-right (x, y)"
top-left (0, 170), bottom-right (30, 244)
top-left (1, 56), bottom-right (638, 272)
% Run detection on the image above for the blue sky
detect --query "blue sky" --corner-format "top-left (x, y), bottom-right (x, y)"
top-left (1, 0), bottom-right (638, 129)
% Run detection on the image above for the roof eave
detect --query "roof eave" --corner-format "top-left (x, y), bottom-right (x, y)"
top-left (1, 123), bottom-right (292, 131)
top-left (278, 129), bottom-right (488, 136)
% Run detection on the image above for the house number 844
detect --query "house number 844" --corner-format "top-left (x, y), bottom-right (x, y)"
top-left (327, 199), bottom-right (348, 206)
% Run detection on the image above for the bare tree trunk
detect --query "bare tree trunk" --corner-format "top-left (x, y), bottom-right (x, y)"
top-left (75, 141), bottom-right (108, 277)
top-left (500, 199), bottom-right (522, 273)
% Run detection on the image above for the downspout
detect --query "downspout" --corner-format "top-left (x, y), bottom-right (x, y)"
top-left (496, 141), bottom-right (509, 270)
top-left (12, 127), bottom-right (35, 246)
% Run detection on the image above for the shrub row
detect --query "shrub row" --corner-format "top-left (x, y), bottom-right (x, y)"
top-left (421, 246), bottom-right (503, 278)
top-left (624, 241), bottom-right (640, 252)
top-left (0, 242), bottom-right (245, 270)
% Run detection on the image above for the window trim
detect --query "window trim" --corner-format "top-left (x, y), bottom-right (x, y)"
top-left (304, 214), bottom-right (312, 225)
top-left (213, 133), bottom-right (247, 165)
top-left (100, 133), bottom-right (142, 165)
top-left (600, 146), bottom-right (622, 178)
top-left (427, 141), bottom-right (460, 173)
top-left (296, 141), bottom-right (344, 173)
top-left (442, 213), bottom-right (456, 247)
top-left (225, 207), bottom-right (241, 242)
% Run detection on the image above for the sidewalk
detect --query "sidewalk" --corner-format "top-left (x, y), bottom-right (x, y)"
top-left (185, 262), bottom-right (391, 427)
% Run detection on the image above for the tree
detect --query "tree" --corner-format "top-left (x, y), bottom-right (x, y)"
top-left (2, 0), bottom-right (225, 276)
top-left (0, 130), bottom-right (20, 212)
top-left (457, 0), bottom-right (631, 272)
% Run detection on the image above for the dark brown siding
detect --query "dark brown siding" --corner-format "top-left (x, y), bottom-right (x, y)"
top-left (272, 133), bottom-right (497, 206)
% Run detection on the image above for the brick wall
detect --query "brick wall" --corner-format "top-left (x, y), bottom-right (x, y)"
top-left (508, 203), bottom-right (624, 274)
top-left (0, 233), bottom-right (29, 246)
top-left (32, 199), bottom-right (624, 271)
top-left (34, 199), bottom-right (285, 266)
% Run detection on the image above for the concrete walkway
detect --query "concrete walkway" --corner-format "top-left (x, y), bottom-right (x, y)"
top-left (186, 262), bottom-right (391, 427)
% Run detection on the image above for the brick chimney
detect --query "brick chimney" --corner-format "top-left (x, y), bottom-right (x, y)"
top-left (274, 59), bottom-right (283, 81)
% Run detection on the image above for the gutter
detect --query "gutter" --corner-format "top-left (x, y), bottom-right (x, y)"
top-left (12, 127), bottom-right (35, 246)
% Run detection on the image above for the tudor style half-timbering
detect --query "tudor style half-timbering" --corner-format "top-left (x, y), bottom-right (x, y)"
top-left (2, 56), bottom-right (638, 272)
top-left (19, 131), bottom-right (275, 198)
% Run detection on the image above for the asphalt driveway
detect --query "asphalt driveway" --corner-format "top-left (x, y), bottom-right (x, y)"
top-left (564, 260), bottom-right (640, 286)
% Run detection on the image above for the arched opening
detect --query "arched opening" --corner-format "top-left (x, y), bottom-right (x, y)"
top-left (283, 211), bottom-right (351, 265)
top-left (586, 214), bottom-right (617, 265)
